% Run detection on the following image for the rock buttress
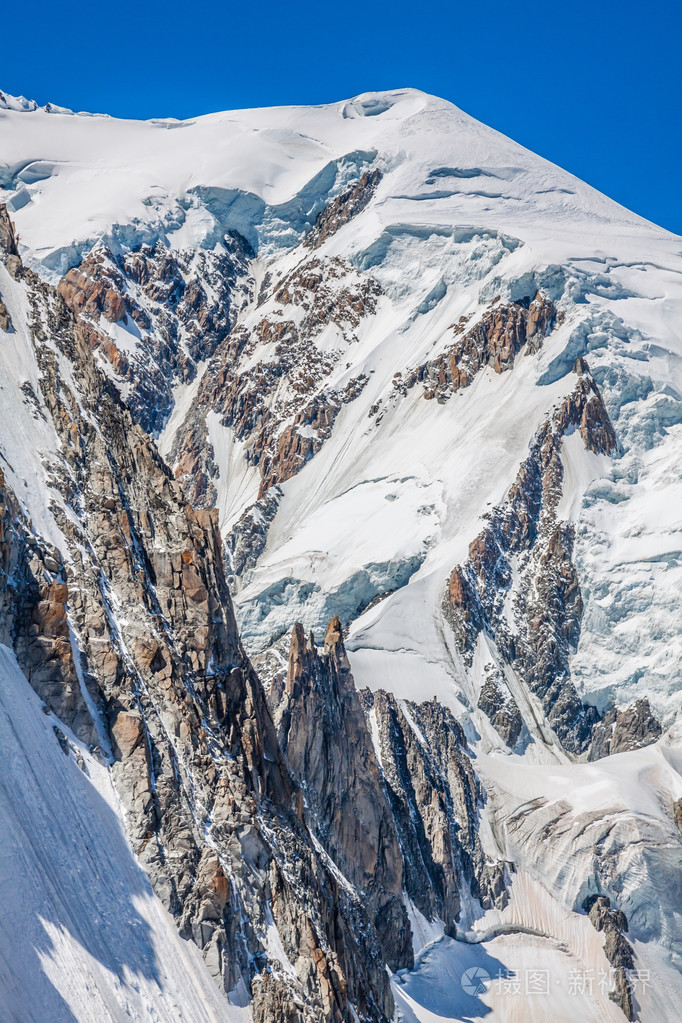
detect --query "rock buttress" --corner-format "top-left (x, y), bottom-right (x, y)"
top-left (270, 618), bottom-right (413, 973)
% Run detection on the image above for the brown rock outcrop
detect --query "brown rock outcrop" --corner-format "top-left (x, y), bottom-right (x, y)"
top-left (169, 254), bottom-right (376, 536)
top-left (270, 617), bottom-right (510, 966)
top-left (583, 894), bottom-right (635, 1020)
top-left (58, 251), bottom-right (127, 323)
top-left (271, 618), bottom-right (413, 974)
top-left (0, 468), bottom-right (97, 745)
top-left (0, 203), bottom-right (22, 279)
top-left (0, 203), bottom-right (19, 258)
top-left (110, 709), bottom-right (145, 760)
top-left (587, 698), bottom-right (662, 760)
top-left (477, 666), bottom-right (523, 747)
top-left (306, 169), bottom-right (383, 249)
top-left (443, 362), bottom-right (626, 755)
top-left (405, 292), bottom-right (557, 401)
top-left (56, 235), bottom-right (254, 434)
top-left (0, 297), bottom-right (11, 332)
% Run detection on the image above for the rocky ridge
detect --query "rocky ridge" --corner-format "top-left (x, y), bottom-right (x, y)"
top-left (403, 291), bottom-right (557, 401)
top-left (168, 253), bottom-right (379, 514)
top-left (57, 235), bottom-right (254, 433)
top-left (269, 619), bottom-right (413, 973)
top-left (0, 206), bottom-right (404, 1022)
top-left (361, 689), bottom-right (509, 925)
top-left (269, 618), bottom-right (510, 960)
top-left (583, 894), bottom-right (637, 1020)
top-left (305, 169), bottom-right (383, 250)
top-left (0, 199), bottom-right (513, 1023)
top-left (444, 358), bottom-right (661, 758)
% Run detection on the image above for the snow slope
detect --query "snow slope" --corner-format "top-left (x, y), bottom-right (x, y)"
top-left (1, 88), bottom-right (677, 270)
top-left (0, 643), bottom-right (245, 1023)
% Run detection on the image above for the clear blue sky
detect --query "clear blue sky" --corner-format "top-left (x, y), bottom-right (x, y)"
top-left (3, 0), bottom-right (681, 234)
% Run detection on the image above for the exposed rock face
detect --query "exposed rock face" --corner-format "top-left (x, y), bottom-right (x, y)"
top-left (0, 209), bottom-right (19, 332)
top-left (0, 469), bottom-right (97, 746)
top-left (361, 689), bottom-right (460, 933)
top-left (257, 382), bottom-right (363, 498)
top-left (0, 202), bottom-right (22, 279)
top-left (477, 664), bottom-right (523, 747)
top-left (443, 363), bottom-right (630, 755)
top-left (269, 618), bottom-right (509, 965)
top-left (1, 244), bottom-right (401, 1022)
top-left (59, 250), bottom-right (127, 323)
top-left (587, 698), bottom-right (662, 760)
top-left (404, 292), bottom-right (557, 401)
top-left (0, 203), bottom-right (19, 258)
top-left (225, 485), bottom-right (283, 582)
top-left (57, 236), bottom-right (254, 432)
top-left (168, 254), bottom-right (378, 534)
top-left (583, 894), bottom-right (636, 1020)
top-left (0, 297), bottom-right (11, 331)
top-left (270, 619), bottom-right (413, 972)
top-left (121, 236), bottom-right (254, 367)
top-left (673, 798), bottom-right (682, 837)
top-left (306, 169), bottom-right (383, 249)
top-left (363, 689), bottom-right (509, 928)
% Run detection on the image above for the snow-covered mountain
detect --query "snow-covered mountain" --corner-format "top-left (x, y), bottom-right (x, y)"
top-left (0, 86), bottom-right (681, 1023)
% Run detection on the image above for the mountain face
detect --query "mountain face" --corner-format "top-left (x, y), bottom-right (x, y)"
top-left (0, 86), bottom-right (681, 1023)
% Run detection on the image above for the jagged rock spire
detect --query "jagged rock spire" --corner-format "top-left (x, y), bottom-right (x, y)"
top-left (275, 615), bottom-right (414, 974)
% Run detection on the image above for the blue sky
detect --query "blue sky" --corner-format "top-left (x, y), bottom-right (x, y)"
top-left (3, 0), bottom-right (681, 234)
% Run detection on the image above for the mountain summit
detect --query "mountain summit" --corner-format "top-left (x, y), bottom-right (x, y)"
top-left (1, 88), bottom-right (681, 1023)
